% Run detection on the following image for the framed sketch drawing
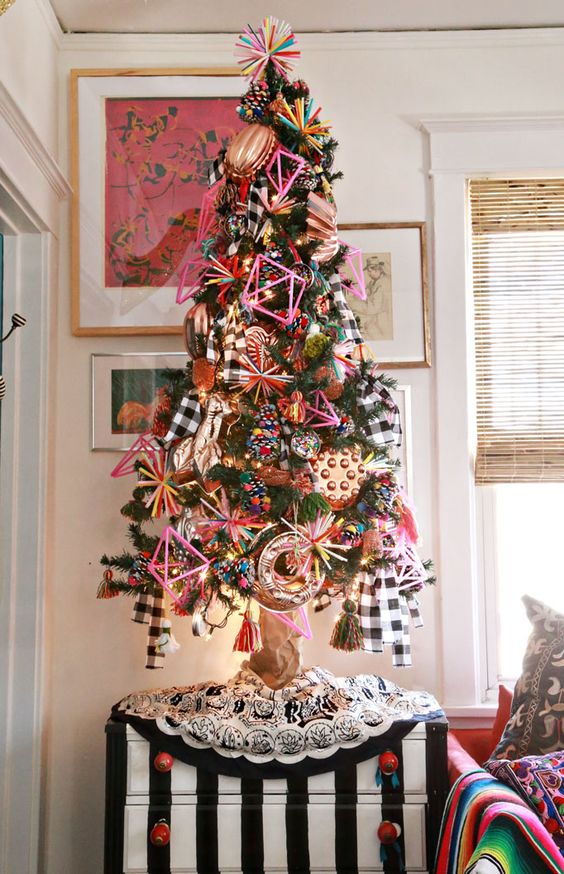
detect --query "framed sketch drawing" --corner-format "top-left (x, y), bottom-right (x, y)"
top-left (390, 386), bottom-right (413, 498)
top-left (339, 223), bottom-right (431, 368)
top-left (71, 68), bottom-right (244, 336)
top-left (91, 352), bottom-right (187, 450)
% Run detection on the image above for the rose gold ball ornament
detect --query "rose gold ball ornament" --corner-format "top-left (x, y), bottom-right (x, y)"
top-left (310, 446), bottom-right (367, 509)
top-left (306, 192), bottom-right (339, 263)
top-left (362, 527), bottom-right (383, 557)
top-left (254, 532), bottom-right (324, 612)
top-left (192, 358), bottom-right (216, 392)
top-left (224, 125), bottom-right (277, 183)
top-left (183, 302), bottom-right (212, 358)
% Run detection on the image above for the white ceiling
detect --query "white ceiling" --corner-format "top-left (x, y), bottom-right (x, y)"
top-left (48, 0), bottom-right (564, 34)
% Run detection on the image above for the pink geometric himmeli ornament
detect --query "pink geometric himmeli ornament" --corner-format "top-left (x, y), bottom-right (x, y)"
top-left (394, 542), bottom-right (428, 593)
top-left (176, 249), bottom-right (209, 305)
top-left (266, 146), bottom-right (306, 199)
top-left (110, 432), bottom-right (160, 478)
top-left (196, 180), bottom-right (222, 246)
top-left (148, 526), bottom-right (210, 603)
top-left (267, 605), bottom-right (312, 639)
top-left (304, 390), bottom-right (340, 429)
top-left (241, 255), bottom-right (306, 326)
top-left (338, 244), bottom-right (367, 301)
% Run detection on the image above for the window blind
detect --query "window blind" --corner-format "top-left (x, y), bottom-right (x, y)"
top-left (470, 177), bottom-right (564, 483)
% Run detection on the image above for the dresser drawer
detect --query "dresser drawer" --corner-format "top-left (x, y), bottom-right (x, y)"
top-left (126, 723), bottom-right (428, 797)
top-left (124, 800), bottom-right (428, 873)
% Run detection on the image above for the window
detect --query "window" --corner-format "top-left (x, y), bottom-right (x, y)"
top-left (470, 178), bottom-right (564, 684)
top-left (0, 234), bottom-right (3, 444)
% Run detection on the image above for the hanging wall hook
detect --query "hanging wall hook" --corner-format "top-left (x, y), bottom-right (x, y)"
top-left (0, 313), bottom-right (26, 402)
top-left (1, 313), bottom-right (26, 344)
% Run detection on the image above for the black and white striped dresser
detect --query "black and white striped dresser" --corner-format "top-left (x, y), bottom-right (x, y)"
top-left (104, 717), bottom-right (448, 874)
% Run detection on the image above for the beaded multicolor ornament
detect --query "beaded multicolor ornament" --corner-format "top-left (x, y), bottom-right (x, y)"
top-left (290, 428), bottom-right (321, 459)
top-left (225, 213), bottom-right (248, 240)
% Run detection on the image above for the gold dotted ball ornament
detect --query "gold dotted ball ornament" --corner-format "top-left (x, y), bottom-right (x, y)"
top-left (310, 446), bottom-right (367, 509)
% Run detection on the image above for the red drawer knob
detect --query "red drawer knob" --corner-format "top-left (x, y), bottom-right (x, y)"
top-left (150, 820), bottom-right (170, 847)
top-left (379, 750), bottom-right (399, 775)
top-left (154, 751), bottom-right (174, 772)
top-left (377, 820), bottom-right (401, 845)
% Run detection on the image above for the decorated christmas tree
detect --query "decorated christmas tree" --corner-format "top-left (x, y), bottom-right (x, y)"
top-left (99, 18), bottom-right (433, 681)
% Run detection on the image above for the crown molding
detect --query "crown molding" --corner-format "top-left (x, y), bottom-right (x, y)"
top-left (420, 114), bottom-right (564, 134)
top-left (34, 0), bottom-right (63, 47)
top-left (60, 26), bottom-right (564, 55)
top-left (0, 82), bottom-right (70, 201)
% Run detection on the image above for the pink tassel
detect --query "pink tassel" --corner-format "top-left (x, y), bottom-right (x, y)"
top-left (398, 496), bottom-right (420, 545)
top-left (233, 610), bottom-right (263, 653)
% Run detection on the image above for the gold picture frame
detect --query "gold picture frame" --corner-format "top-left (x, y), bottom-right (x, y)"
top-left (70, 67), bottom-right (242, 336)
top-left (338, 222), bottom-right (431, 368)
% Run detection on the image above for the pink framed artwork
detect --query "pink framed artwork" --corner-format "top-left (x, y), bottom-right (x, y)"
top-left (71, 69), bottom-right (244, 335)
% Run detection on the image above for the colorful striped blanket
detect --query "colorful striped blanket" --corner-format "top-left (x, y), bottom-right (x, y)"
top-left (435, 769), bottom-right (564, 873)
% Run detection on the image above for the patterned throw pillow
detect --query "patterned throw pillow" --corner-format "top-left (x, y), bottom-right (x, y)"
top-left (490, 595), bottom-right (564, 760)
top-left (486, 752), bottom-right (564, 852)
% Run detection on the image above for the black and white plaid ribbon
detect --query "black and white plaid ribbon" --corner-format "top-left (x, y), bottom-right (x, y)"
top-left (279, 421), bottom-right (293, 469)
top-left (406, 594), bottom-right (423, 628)
top-left (247, 173), bottom-right (268, 238)
top-left (222, 319), bottom-right (247, 385)
top-left (226, 176), bottom-right (267, 255)
top-left (164, 390), bottom-right (202, 443)
top-left (206, 313), bottom-right (226, 363)
top-left (329, 274), bottom-right (363, 345)
top-left (358, 569), bottom-right (417, 667)
top-left (131, 591), bottom-right (165, 669)
top-left (208, 151), bottom-right (226, 187)
top-left (357, 374), bottom-right (402, 447)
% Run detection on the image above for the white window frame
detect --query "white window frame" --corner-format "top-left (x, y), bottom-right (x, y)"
top-left (420, 115), bottom-right (564, 708)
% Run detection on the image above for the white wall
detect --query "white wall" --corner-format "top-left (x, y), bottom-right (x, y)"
top-left (0, 3), bottom-right (64, 873)
top-left (0, 0), bottom-right (59, 157)
top-left (34, 25), bottom-right (564, 874)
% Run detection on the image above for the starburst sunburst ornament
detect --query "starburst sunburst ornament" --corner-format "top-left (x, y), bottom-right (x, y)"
top-left (281, 512), bottom-right (349, 580)
top-left (276, 97), bottom-right (331, 155)
top-left (237, 352), bottom-right (293, 400)
top-left (236, 17), bottom-right (300, 82)
top-left (197, 490), bottom-right (264, 546)
top-left (137, 451), bottom-right (181, 519)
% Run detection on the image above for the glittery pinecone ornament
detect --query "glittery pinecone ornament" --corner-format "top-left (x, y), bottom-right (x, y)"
top-left (237, 80), bottom-right (272, 122)
top-left (240, 472), bottom-right (271, 516)
top-left (247, 404), bottom-right (281, 460)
